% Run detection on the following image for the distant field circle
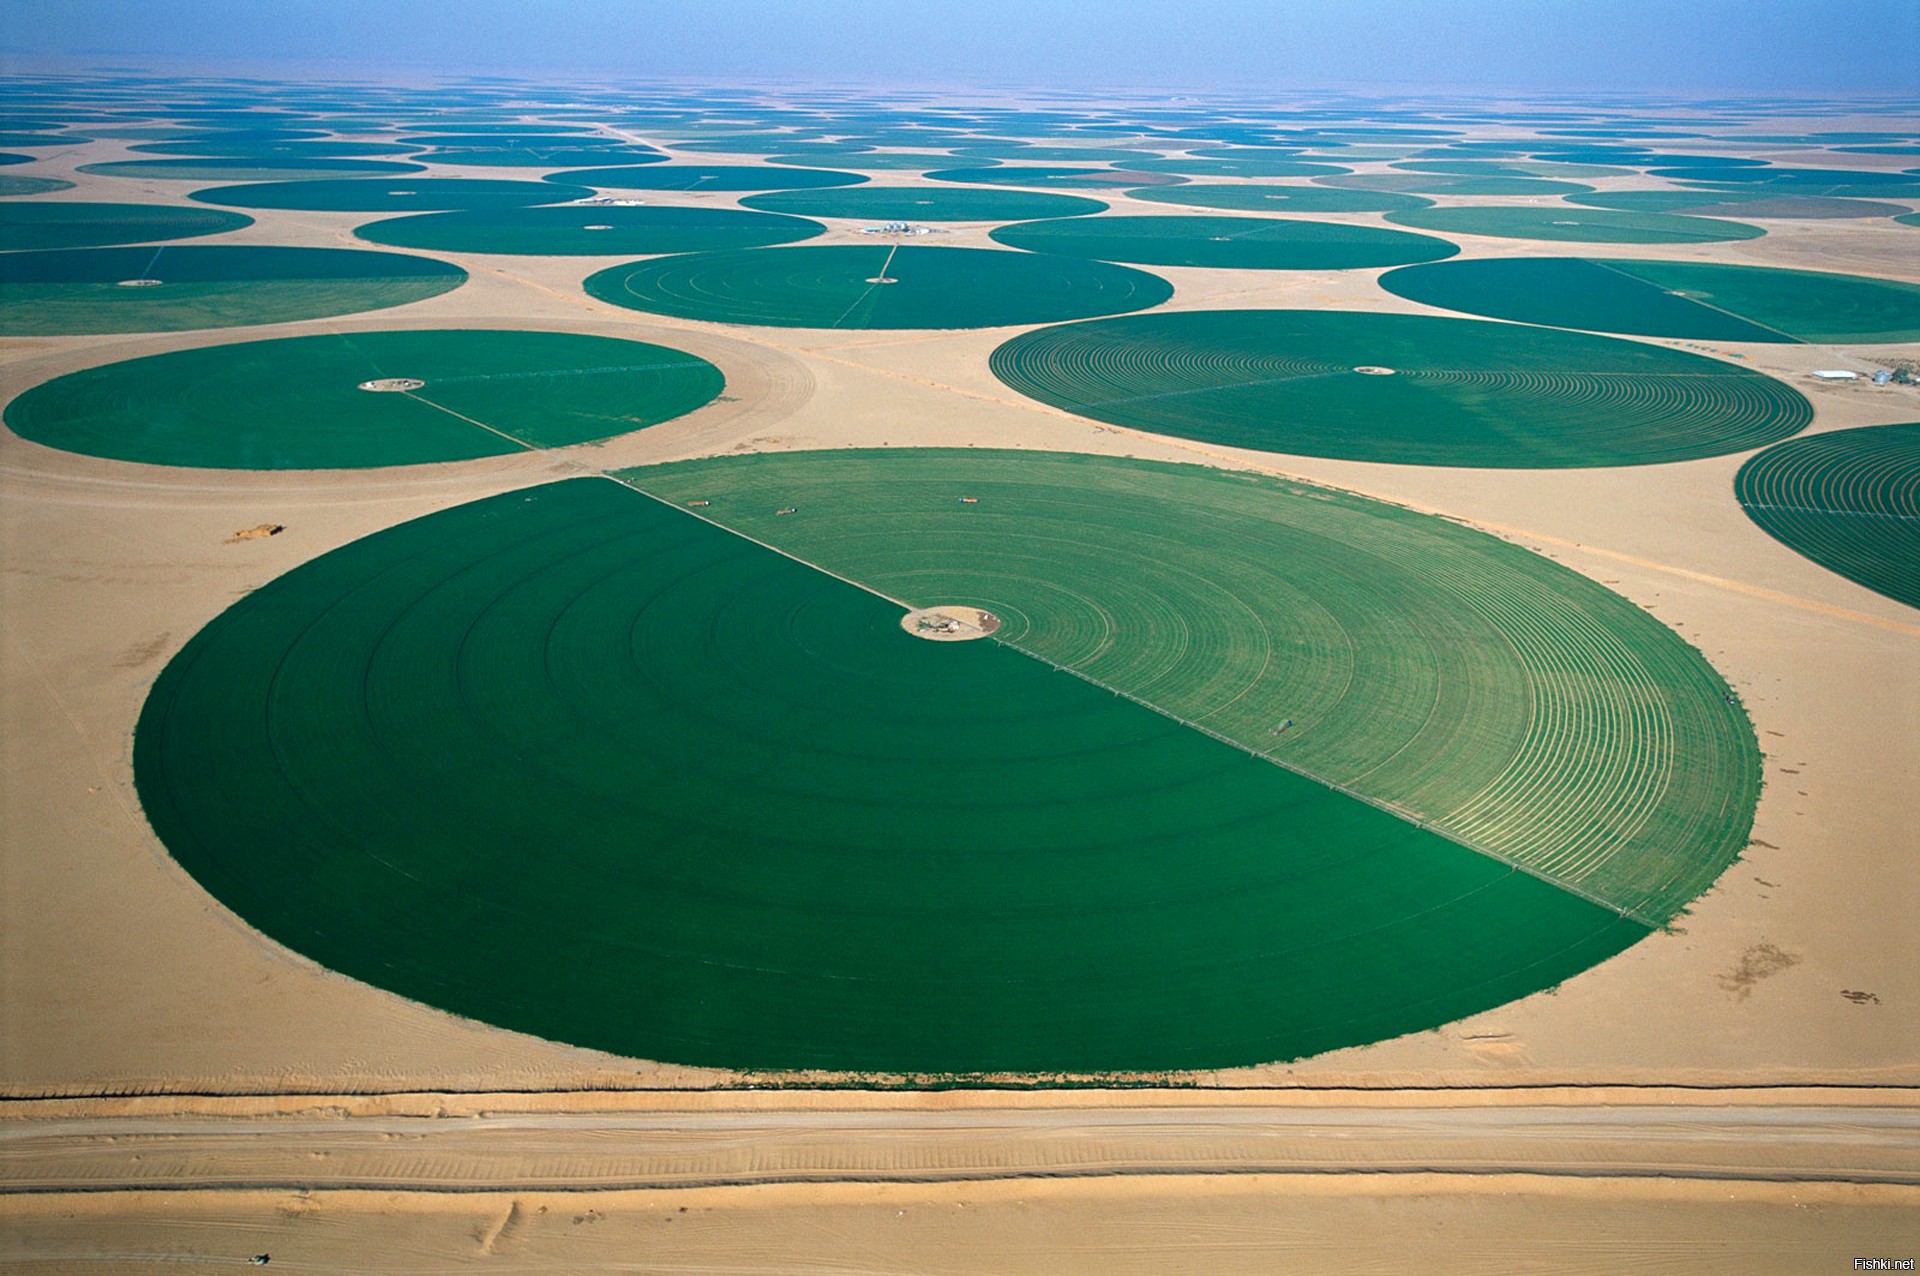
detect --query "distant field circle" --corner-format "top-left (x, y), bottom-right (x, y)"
top-left (928, 165), bottom-right (1188, 190)
top-left (355, 204), bottom-right (825, 256)
top-left (4, 329), bottom-right (722, 468)
top-left (584, 244), bottom-right (1172, 330)
top-left (0, 202), bottom-right (253, 251)
top-left (991, 308), bottom-right (1812, 467)
top-left (79, 157), bottom-right (428, 181)
top-left (190, 177), bottom-right (592, 212)
top-left (1383, 204), bottom-right (1766, 244)
top-left (740, 186), bottom-right (1108, 222)
top-left (0, 245), bottom-right (466, 335)
top-left (988, 215), bottom-right (1457, 270)
top-left (1381, 258), bottom-right (1920, 344)
top-left (546, 164), bottom-right (868, 191)
top-left (1122, 183), bottom-right (1434, 214)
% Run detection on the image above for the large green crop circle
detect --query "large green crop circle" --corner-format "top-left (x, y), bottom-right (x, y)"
top-left (1123, 183), bottom-right (1434, 214)
top-left (79, 157), bottom-right (427, 180)
top-left (584, 244), bottom-right (1172, 329)
top-left (134, 450), bottom-right (1762, 1072)
top-left (0, 245), bottom-right (466, 335)
top-left (928, 165), bottom-right (1186, 189)
top-left (1383, 205), bottom-right (1766, 244)
top-left (0, 176), bottom-right (75, 196)
top-left (989, 215), bottom-right (1457, 270)
top-left (0, 202), bottom-right (252, 251)
top-left (991, 309), bottom-right (1812, 467)
top-left (1325, 173), bottom-right (1595, 197)
top-left (740, 185), bottom-right (1108, 221)
top-left (355, 204), bottom-right (825, 256)
top-left (190, 177), bottom-right (592, 211)
top-left (1381, 258), bottom-right (1920, 344)
top-left (5, 329), bottom-right (723, 469)
top-left (547, 164), bottom-right (868, 191)
top-left (1735, 422), bottom-right (1920, 608)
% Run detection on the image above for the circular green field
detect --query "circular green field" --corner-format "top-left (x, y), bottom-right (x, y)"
top-left (1735, 423), bottom-right (1920, 608)
top-left (740, 185), bottom-right (1107, 222)
top-left (1380, 258), bottom-right (1920, 344)
top-left (991, 309), bottom-right (1812, 467)
top-left (988, 215), bottom-right (1457, 270)
top-left (190, 177), bottom-right (592, 211)
top-left (0, 153), bottom-right (32, 167)
top-left (0, 176), bottom-right (75, 196)
top-left (927, 165), bottom-right (1187, 190)
top-left (548, 164), bottom-right (868, 191)
top-left (0, 245), bottom-right (466, 336)
top-left (1325, 173), bottom-right (1595, 197)
top-left (128, 139), bottom-right (421, 158)
top-left (1383, 205), bottom-right (1765, 244)
top-left (5, 329), bottom-right (722, 469)
top-left (1652, 165), bottom-right (1920, 198)
top-left (767, 150), bottom-right (952, 171)
top-left (0, 202), bottom-right (252, 251)
top-left (1120, 157), bottom-right (1352, 179)
top-left (1899, 213), bottom-right (1920, 229)
top-left (1567, 190), bottom-right (1912, 220)
top-left (79, 157), bottom-right (427, 181)
top-left (356, 204), bottom-right (825, 256)
top-left (417, 146), bottom-right (667, 168)
top-left (136, 453), bottom-right (1756, 1071)
top-left (0, 132), bottom-right (91, 147)
top-left (584, 245), bottom-right (1172, 329)
top-left (950, 145), bottom-right (1163, 163)
top-left (1123, 183), bottom-right (1434, 214)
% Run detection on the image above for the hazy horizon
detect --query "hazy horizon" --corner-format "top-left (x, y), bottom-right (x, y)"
top-left (4, 0), bottom-right (1917, 95)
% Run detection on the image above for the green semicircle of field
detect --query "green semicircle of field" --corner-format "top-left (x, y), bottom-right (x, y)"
top-left (546, 164), bottom-right (869, 191)
top-left (633, 449), bottom-right (1761, 923)
top-left (355, 204), bottom-right (825, 256)
top-left (0, 201), bottom-right (253, 251)
top-left (0, 245), bottom-right (467, 336)
top-left (3, 329), bottom-right (723, 469)
top-left (137, 458), bottom-right (1744, 1073)
top-left (1380, 258), bottom-right (1920, 344)
top-left (1120, 183), bottom-right (1435, 214)
top-left (0, 152), bottom-right (37, 166)
top-left (988, 215), bottom-right (1457, 270)
top-left (927, 165), bottom-right (1188, 190)
top-left (990, 309), bottom-right (1812, 468)
top-left (583, 244), bottom-right (1172, 330)
top-left (0, 176), bottom-right (77, 196)
top-left (1382, 205), bottom-right (1766, 244)
top-left (188, 177), bottom-right (594, 211)
top-left (740, 186), bottom-right (1109, 222)
top-left (78, 157), bottom-right (428, 181)
top-left (1735, 422), bottom-right (1920, 608)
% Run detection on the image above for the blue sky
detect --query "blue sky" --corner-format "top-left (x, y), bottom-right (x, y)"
top-left (5, 0), bottom-right (1917, 93)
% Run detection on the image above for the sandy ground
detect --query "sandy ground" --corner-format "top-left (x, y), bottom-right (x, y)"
top-left (3, 101), bottom-right (1918, 1266)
